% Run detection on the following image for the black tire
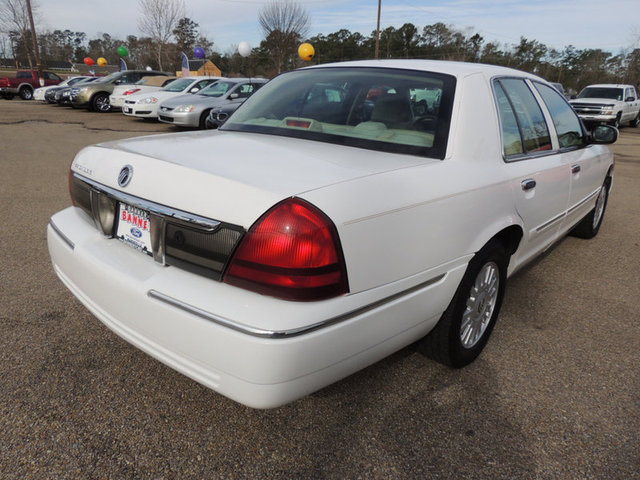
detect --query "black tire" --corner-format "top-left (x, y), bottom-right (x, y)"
top-left (1, 92), bottom-right (14, 100)
top-left (570, 179), bottom-right (610, 239)
top-left (418, 240), bottom-right (509, 368)
top-left (630, 113), bottom-right (640, 128)
top-left (91, 93), bottom-right (111, 113)
top-left (199, 109), bottom-right (211, 129)
top-left (19, 86), bottom-right (33, 100)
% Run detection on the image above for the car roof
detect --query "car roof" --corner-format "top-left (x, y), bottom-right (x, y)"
top-left (137, 75), bottom-right (177, 86)
top-left (182, 75), bottom-right (224, 81)
top-left (219, 77), bottom-right (268, 83)
top-left (300, 59), bottom-right (542, 81)
top-left (582, 84), bottom-right (634, 89)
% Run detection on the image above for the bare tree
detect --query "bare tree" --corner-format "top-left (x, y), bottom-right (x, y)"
top-left (0, 0), bottom-right (37, 67)
top-left (258, 0), bottom-right (309, 73)
top-left (137, 0), bottom-right (185, 70)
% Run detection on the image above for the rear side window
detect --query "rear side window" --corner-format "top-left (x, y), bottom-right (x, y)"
top-left (533, 82), bottom-right (586, 149)
top-left (494, 78), bottom-right (551, 159)
top-left (17, 71), bottom-right (31, 79)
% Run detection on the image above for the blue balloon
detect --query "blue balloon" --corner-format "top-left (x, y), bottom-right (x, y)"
top-left (193, 46), bottom-right (205, 59)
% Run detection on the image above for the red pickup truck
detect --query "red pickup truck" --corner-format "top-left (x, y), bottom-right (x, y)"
top-left (0, 70), bottom-right (63, 100)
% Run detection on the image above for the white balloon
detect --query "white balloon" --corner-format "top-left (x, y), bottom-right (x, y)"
top-left (238, 41), bottom-right (251, 57)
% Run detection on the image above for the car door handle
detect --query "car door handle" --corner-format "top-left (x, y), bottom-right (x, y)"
top-left (521, 179), bottom-right (536, 191)
top-left (571, 164), bottom-right (581, 174)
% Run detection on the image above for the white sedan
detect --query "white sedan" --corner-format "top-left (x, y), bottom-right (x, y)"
top-left (121, 76), bottom-right (220, 119)
top-left (109, 75), bottom-right (176, 110)
top-left (47, 60), bottom-right (616, 408)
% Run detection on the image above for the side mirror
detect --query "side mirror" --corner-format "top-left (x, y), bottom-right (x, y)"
top-left (590, 125), bottom-right (618, 144)
top-left (229, 93), bottom-right (239, 99)
top-left (190, 87), bottom-right (199, 93)
top-left (625, 96), bottom-right (636, 102)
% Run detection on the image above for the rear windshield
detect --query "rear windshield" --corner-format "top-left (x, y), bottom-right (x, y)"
top-left (163, 78), bottom-right (197, 92)
top-left (199, 81), bottom-right (236, 97)
top-left (222, 67), bottom-right (455, 159)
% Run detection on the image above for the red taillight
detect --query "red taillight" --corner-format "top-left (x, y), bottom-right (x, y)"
top-left (124, 88), bottom-right (140, 95)
top-left (224, 198), bottom-right (348, 301)
top-left (286, 119), bottom-right (312, 128)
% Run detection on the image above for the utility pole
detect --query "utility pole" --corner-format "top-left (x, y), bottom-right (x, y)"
top-left (374, 0), bottom-right (381, 60)
top-left (25, 0), bottom-right (41, 76)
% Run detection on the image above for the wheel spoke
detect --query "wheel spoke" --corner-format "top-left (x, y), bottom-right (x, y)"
top-left (460, 261), bottom-right (500, 349)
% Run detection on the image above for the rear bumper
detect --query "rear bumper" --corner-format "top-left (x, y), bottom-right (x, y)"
top-left (109, 96), bottom-right (125, 108)
top-left (47, 206), bottom-right (463, 408)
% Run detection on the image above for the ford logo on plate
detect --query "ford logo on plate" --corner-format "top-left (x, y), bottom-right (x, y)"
top-left (130, 227), bottom-right (142, 238)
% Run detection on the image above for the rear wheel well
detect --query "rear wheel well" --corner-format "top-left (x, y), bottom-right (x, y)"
top-left (488, 225), bottom-right (523, 257)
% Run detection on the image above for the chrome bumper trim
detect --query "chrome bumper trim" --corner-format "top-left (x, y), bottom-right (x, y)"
top-left (148, 273), bottom-right (446, 339)
top-left (49, 219), bottom-right (75, 250)
top-left (74, 172), bottom-right (221, 231)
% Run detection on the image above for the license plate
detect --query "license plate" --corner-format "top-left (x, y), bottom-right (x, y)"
top-left (116, 203), bottom-right (153, 255)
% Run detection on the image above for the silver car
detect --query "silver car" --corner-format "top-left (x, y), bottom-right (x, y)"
top-left (157, 78), bottom-right (267, 129)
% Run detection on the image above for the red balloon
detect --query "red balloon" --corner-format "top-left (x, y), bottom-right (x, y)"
top-left (84, 57), bottom-right (95, 66)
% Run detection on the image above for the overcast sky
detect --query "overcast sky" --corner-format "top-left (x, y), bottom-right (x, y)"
top-left (37, 0), bottom-right (640, 55)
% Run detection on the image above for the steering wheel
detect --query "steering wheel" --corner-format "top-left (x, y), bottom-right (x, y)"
top-left (412, 115), bottom-right (437, 132)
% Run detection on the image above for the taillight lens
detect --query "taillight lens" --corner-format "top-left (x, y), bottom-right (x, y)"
top-left (68, 167), bottom-right (77, 206)
top-left (124, 88), bottom-right (140, 95)
top-left (224, 198), bottom-right (348, 301)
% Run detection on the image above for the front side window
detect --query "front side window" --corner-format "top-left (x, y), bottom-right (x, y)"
top-left (534, 82), bottom-right (586, 149)
top-left (223, 67), bottom-right (456, 159)
top-left (494, 78), bottom-right (551, 158)
top-left (625, 88), bottom-right (636, 101)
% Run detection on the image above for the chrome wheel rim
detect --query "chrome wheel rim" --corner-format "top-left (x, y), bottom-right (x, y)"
top-left (460, 262), bottom-right (499, 349)
top-left (96, 96), bottom-right (110, 112)
top-left (592, 186), bottom-right (606, 229)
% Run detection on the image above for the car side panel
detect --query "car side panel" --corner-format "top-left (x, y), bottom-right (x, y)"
top-left (563, 144), bottom-right (613, 227)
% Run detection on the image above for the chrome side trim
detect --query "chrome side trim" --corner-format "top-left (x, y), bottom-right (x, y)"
top-left (49, 220), bottom-right (75, 250)
top-left (148, 273), bottom-right (446, 339)
top-left (535, 211), bottom-right (566, 233)
top-left (567, 188), bottom-right (599, 215)
top-left (74, 173), bottom-right (221, 231)
top-left (536, 189), bottom-right (600, 233)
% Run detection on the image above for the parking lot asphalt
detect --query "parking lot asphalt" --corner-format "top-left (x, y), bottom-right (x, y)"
top-left (1, 100), bottom-right (639, 480)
